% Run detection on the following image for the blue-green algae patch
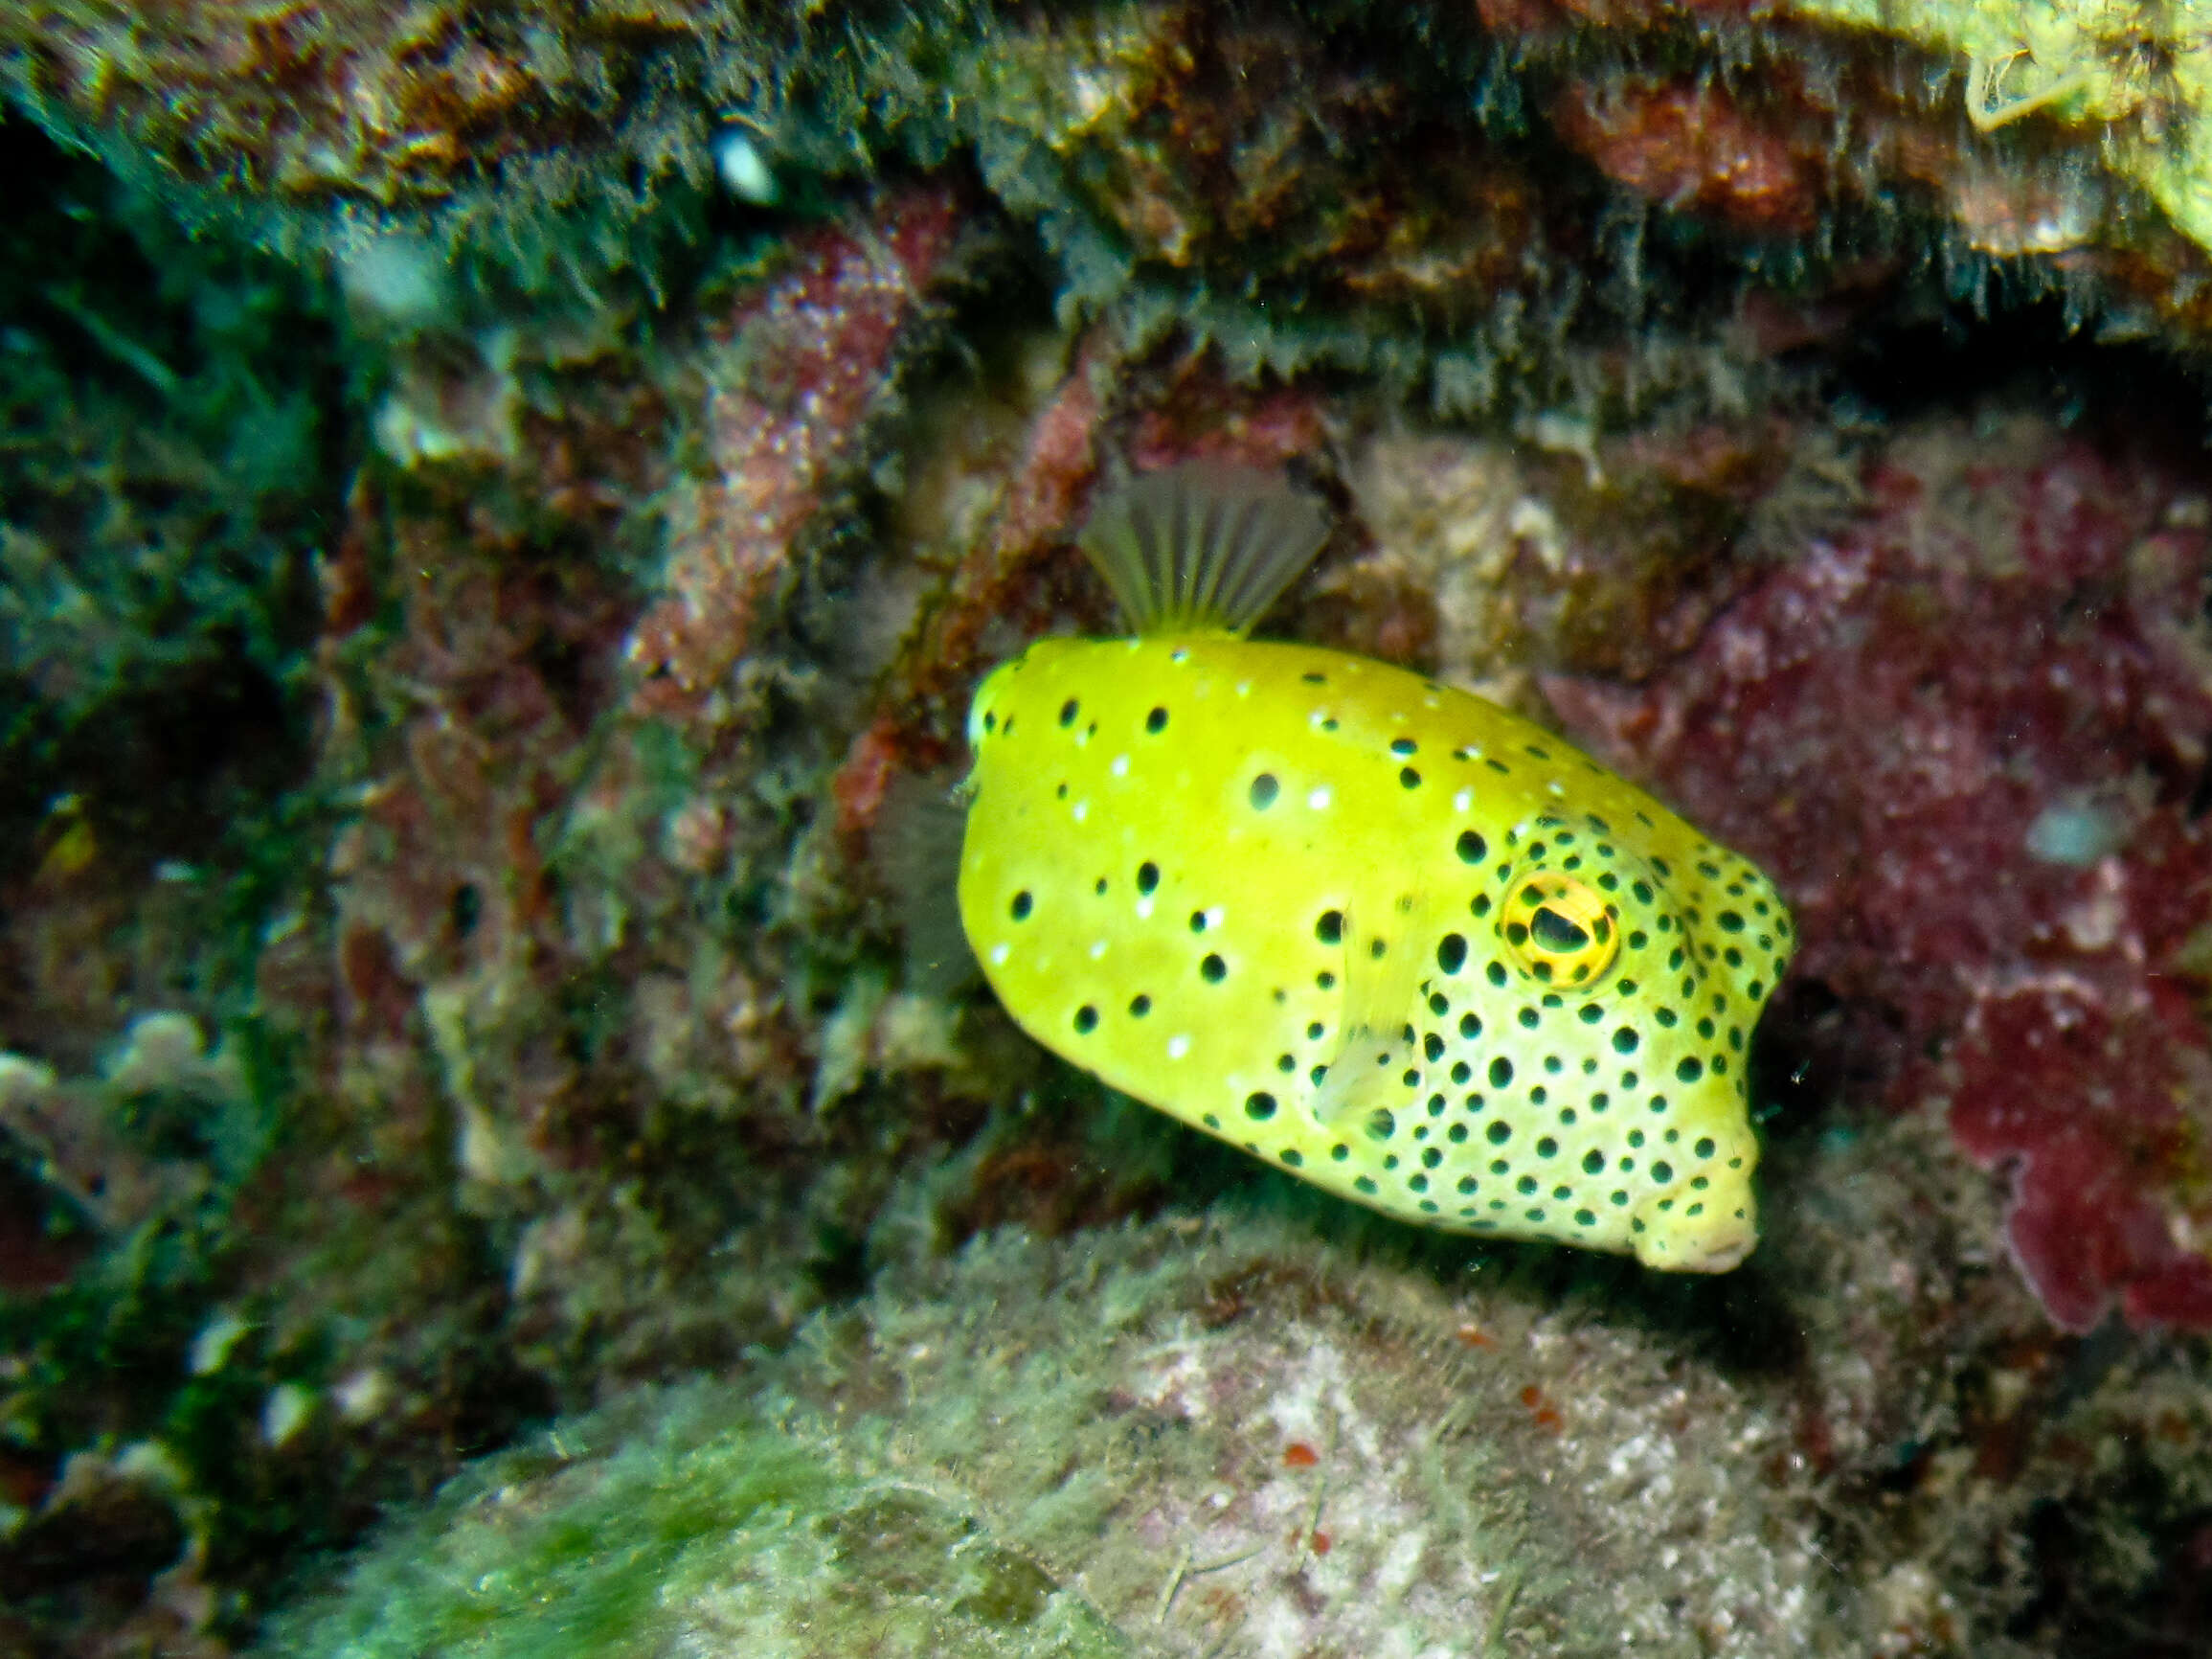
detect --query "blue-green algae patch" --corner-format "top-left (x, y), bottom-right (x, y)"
top-left (259, 1385), bottom-right (1133, 1659)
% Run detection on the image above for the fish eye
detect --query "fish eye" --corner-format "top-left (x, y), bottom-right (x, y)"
top-left (1498, 871), bottom-right (1619, 989)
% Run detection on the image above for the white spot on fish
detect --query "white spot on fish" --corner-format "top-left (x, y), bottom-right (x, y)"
top-left (1236, 681), bottom-right (1253, 697)
top-left (1073, 801), bottom-right (1090, 822)
top-left (1454, 788), bottom-right (1472, 812)
top-left (1308, 786), bottom-right (1333, 809)
top-left (1203, 905), bottom-right (1225, 929)
top-left (1111, 755), bottom-right (1130, 778)
top-left (1089, 940), bottom-right (1109, 959)
top-left (1168, 1034), bottom-right (1192, 1059)
top-left (990, 943), bottom-right (1010, 966)
top-left (1136, 898), bottom-right (1155, 920)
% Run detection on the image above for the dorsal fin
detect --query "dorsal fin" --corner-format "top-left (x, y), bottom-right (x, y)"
top-left (1076, 464), bottom-right (1331, 637)
top-left (1309, 891), bottom-right (1428, 1130)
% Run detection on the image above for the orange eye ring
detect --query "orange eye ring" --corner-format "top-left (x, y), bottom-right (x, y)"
top-left (1499, 872), bottom-right (1619, 989)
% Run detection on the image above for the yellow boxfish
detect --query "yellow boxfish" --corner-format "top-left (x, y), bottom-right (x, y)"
top-left (956, 466), bottom-right (1794, 1271)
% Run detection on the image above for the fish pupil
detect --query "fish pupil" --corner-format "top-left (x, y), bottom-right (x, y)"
top-left (1530, 906), bottom-right (1590, 952)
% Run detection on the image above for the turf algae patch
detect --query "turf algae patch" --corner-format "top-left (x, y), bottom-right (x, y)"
top-left (257, 1388), bottom-right (1135, 1659)
top-left (260, 1214), bottom-right (1852, 1658)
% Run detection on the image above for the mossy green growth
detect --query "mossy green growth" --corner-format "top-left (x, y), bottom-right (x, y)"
top-left (1792, 0), bottom-right (2212, 255)
top-left (0, 118), bottom-right (331, 878)
top-left (258, 1387), bottom-right (1135, 1659)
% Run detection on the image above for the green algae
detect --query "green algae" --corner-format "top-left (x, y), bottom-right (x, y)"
top-left (0, 120), bottom-right (332, 880)
top-left (0, 2), bottom-right (1797, 419)
top-left (257, 1209), bottom-right (1862, 1659)
top-left (260, 1387), bottom-right (1134, 1659)
top-left (1791, 0), bottom-right (2212, 256)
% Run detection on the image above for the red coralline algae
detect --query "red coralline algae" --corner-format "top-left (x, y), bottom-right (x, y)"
top-left (824, 330), bottom-right (1116, 852)
top-left (630, 185), bottom-right (964, 726)
top-left (832, 713), bottom-right (915, 849)
top-left (1949, 986), bottom-right (2212, 1330)
top-left (836, 344), bottom-right (1337, 851)
top-left (1547, 420), bottom-right (2212, 1330)
top-left (888, 331), bottom-right (1113, 724)
top-left (1550, 78), bottom-right (1822, 238)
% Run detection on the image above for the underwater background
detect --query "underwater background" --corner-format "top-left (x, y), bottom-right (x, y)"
top-left (4, 1), bottom-right (2212, 1653)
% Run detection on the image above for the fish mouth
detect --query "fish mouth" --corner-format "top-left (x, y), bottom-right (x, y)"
top-left (1631, 1188), bottom-right (1759, 1274)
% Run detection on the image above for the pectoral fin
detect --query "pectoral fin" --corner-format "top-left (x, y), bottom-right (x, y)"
top-left (1310, 891), bottom-right (1427, 1130)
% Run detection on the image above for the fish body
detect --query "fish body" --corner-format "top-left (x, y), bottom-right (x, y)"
top-left (956, 472), bottom-right (1793, 1271)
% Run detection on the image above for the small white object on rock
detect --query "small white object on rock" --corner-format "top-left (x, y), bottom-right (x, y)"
top-left (712, 128), bottom-right (779, 205)
top-left (2024, 794), bottom-right (2127, 867)
top-left (262, 1382), bottom-right (316, 1449)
